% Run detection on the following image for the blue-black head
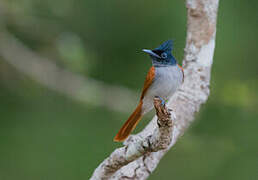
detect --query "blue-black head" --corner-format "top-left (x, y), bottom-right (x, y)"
top-left (143, 40), bottom-right (177, 67)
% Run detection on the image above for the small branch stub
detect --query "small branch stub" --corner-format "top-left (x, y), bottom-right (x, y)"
top-left (150, 97), bottom-right (174, 151)
top-left (154, 96), bottom-right (173, 128)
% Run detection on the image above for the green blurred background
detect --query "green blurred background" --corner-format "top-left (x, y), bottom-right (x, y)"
top-left (0, 0), bottom-right (257, 179)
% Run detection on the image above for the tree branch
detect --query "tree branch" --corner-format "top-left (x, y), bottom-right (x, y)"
top-left (0, 1), bottom-right (137, 113)
top-left (0, 29), bottom-right (137, 113)
top-left (91, 97), bottom-right (175, 180)
top-left (90, 0), bottom-right (219, 179)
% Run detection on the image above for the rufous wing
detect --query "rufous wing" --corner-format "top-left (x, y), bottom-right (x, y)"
top-left (114, 66), bottom-right (155, 142)
top-left (140, 66), bottom-right (155, 100)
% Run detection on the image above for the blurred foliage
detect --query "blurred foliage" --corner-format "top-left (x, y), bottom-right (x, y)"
top-left (0, 0), bottom-right (258, 179)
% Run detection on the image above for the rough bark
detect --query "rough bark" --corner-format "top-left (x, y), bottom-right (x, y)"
top-left (90, 0), bottom-right (219, 179)
top-left (91, 97), bottom-right (175, 180)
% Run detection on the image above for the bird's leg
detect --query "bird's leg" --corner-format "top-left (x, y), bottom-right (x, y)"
top-left (155, 96), bottom-right (166, 106)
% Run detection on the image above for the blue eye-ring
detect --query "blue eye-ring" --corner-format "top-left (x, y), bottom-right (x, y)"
top-left (161, 52), bottom-right (167, 59)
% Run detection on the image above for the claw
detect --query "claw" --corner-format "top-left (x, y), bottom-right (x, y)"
top-left (155, 96), bottom-right (165, 106)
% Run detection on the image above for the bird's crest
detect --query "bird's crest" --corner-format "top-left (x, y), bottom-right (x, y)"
top-left (155, 40), bottom-right (173, 52)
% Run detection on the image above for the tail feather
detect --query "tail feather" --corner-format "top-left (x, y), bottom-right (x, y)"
top-left (114, 102), bottom-right (143, 142)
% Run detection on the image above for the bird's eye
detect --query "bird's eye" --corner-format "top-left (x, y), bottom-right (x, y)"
top-left (161, 52), bottom-right (167, 59)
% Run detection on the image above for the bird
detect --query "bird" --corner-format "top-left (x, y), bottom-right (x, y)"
top-left (114, 40), bottom-right (184, 142)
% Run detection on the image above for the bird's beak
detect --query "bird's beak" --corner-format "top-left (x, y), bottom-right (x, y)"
top-left (142, 49), bottom-right (160, 58)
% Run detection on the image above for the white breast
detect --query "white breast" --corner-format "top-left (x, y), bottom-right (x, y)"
top-left (142, 65), bottom-right (183, 114)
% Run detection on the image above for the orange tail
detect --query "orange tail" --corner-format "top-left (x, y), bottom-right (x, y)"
top-left (114, 102), bottom-right (143, 142)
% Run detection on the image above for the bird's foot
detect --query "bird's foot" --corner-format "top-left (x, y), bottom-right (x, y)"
top-left (155, 96), bottom-right (166, 106)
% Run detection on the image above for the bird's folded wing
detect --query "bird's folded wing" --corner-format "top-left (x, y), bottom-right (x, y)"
top-left (140, 66), bottom-right (155, 100)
